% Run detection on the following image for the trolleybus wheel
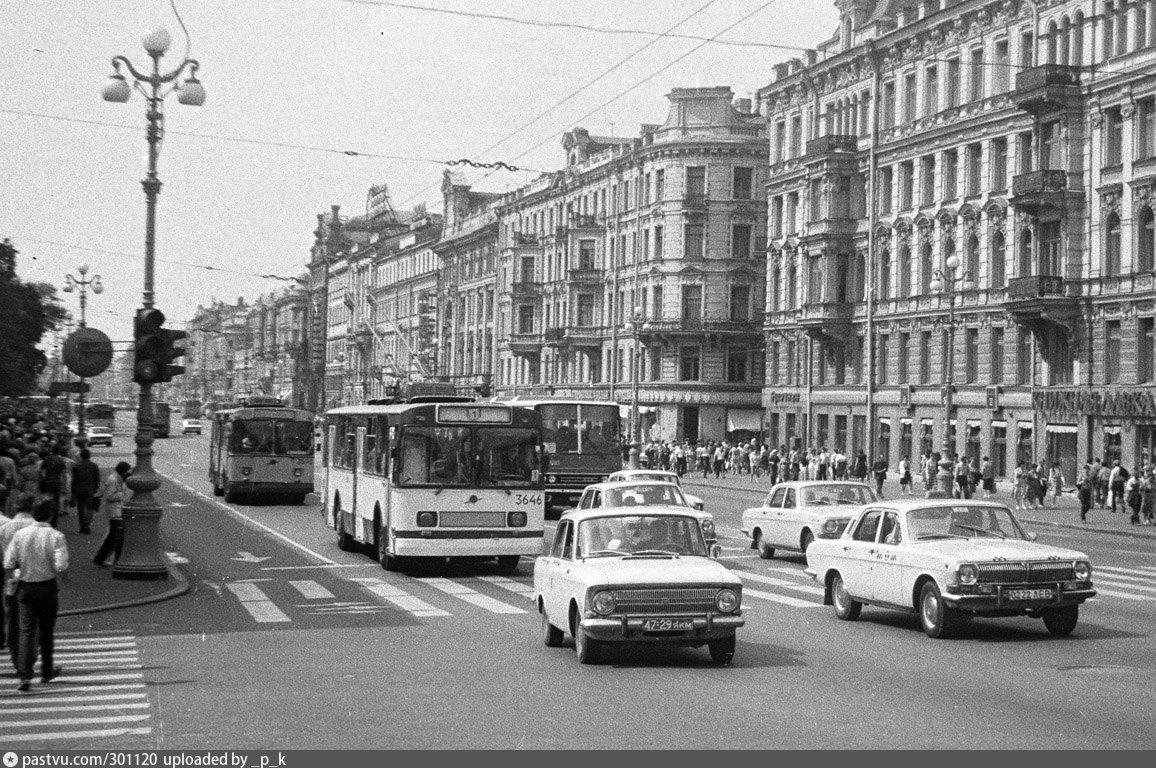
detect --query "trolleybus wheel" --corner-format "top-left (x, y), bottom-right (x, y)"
top-left (336, 514), bottom-right (355, 552)
top-left (212, 479), bottom-right (224, 497)
top-left (496, 555), bottom-right (520, 573)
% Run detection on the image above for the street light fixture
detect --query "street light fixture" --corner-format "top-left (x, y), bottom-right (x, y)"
top-left (628, 305), bottom-right (644, 469)
top-left (62, 263), bottom-right (104, 434)
top-left (102, 28), bottom-right (205, 579)
top-left (927, 252), bottom-right (975, 498)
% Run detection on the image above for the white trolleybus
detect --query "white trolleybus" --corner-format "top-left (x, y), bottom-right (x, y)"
top-left (209, 396), bottom-right (316, 504)
top-left (321, 395), bottom-right (545, 572)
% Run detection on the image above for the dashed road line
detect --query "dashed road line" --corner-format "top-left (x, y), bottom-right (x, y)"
top-left (416, 577), bottom-right (527, 615)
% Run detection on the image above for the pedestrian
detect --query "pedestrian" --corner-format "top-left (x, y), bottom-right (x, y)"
top-left (834, 449), bottom-right (847, 480)
top-left (0, 446), bottom-right (17, 518)
top-left (0, 493), bottom-right (36, 670)
top-left (1097, 461), bottom-right (1112, 509)
top-left (1013, 462), bottom-right (1027, 510)
top-left (3, 497), bottom-right (68, 692)
top-left (954, 455), bottom-right (970, 499)
top-left (712, 443), bottom-right (726, 479)
top-left (1026, 464), bottom-right (1043, 509)
top-left (1108, 461), bottom-right (1127, 513)
top-left (1142, 469), bottom-right (1156, 525)
top-left (1077, 464), bottom-right (1094, 522)
top-left (854, 450), bottom-right (868, 482)
top-left (70, 448), bottom-right (101, 535)
top-left (1049, 462), bottom-right (1066, 508)
top-left (38, 445), bottom-right (67, 525)
top-left (817, 447), bottom-right (830, 480)
top-left (872, 456), bottom-right (887, 497)
top-left (767, 447), bottom-right (781, 486)
top-left (898, 456), bottom-right (912, 495)
top-left (1127, 469), bottom-right (1142, 525)
top-left (93, 461), bottom-right (131, 567)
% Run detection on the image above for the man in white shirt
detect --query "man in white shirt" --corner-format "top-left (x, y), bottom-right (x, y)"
top-left (0, 493), bottom-right (36, 670)
top-left (3, 498), bottom-right (69, 692)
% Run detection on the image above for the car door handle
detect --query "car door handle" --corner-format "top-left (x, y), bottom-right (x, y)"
top-left (868, 549), bottom-right (877, 555)
top-left (842, 546), bottom-right (851, 552)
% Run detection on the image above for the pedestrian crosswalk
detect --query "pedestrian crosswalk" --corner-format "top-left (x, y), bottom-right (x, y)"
top-left (214, 560), bottom-right (1156, 626)
top-left (0, 630), bottom-right (155, 746)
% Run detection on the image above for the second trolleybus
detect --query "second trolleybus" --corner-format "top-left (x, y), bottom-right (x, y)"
top-left (209, 397), bottom-right (316, 503)
top-left (320, 400), bottom-right (545, 572)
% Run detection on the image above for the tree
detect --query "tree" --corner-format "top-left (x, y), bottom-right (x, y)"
top-left (0, 238), bottom-right (68, 396)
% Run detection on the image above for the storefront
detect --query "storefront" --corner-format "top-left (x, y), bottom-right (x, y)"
top-left (1033, 387), bottom-right (1156, 470)
top-left (1045, 423), bottom-right (1078, 487)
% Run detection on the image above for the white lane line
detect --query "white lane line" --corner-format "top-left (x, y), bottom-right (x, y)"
top-left (56, 629), bottom-right (132, 636)
top-left (476, 575), bottom-right (535, 600)
top-left (52, 654), bottom-right (139, 664)
top-left (224, 582), bottom-right (291, 623)
top-left (2, 683), bottom-right (146, 695)
top-left (0, 727), bottom-right (152, 743)
top-left (1090, 587), bottom-right (1151, 601)
top-left (48, 673), bottom-right (144, 682)
top-left (1094, 577), bottom-right (1156, 594)
top-left (740, 585), bottom-right (821, 608)
top-left (735, 570), bottom-right (825, 596)
top-left (0, 714), bottom-right (151, 729)
top-left (349, 577), bottom-right (451, 617)
top-left (5, 703), bottom-right (151, 715)
top-left (416, 577), bottom-right (527, 615)
top-left (0, 694), bottom-right (147, 707)
top-left (56, 636), bottom-right (136, 645)
top-left (289, 580), bottom-right (335, 599)
top-left (1094, 566), bottom-right (1156, 583)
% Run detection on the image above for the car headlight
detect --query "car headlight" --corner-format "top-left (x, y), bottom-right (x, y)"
top-left (715, 588), bottom-right (739, 613)
top-left (822, 519), bottom-right (843, 536)
top-left (1074, 561), bottom-right (1092, 581)
top-left (700, 518), bottom-right (715, 536)
top-left (592, 591), bottom-right (617, 615)
top-left (958, 564), bottom-right (978, 585)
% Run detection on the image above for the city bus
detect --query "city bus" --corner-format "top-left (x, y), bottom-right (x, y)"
top-left (78, 402), bottom-right (116, 430)
top-left (320, 400), bottom-right (545, 572)
top-left (498, 399), bottom-right (622, 518)
top-left (209, 400), bottom-right (315, 504)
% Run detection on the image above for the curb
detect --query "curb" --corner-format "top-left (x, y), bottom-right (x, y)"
top-left (60, 559), bottom-right (191, 617)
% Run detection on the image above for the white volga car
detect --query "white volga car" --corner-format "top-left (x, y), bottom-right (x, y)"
top-left (533, 508), bottom-right (744, 665)
top-left (804, 499), bottom-right (1096, 638)
top-left (606, 469), bottom-right (706, 511)
top-left (575, 480), bottom-right (716, 549)
top-left (741, 481), bottom-right (877, 559)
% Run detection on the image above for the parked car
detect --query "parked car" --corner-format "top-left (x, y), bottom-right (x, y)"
top-left (606, 469), bottom-right (705, 510)
top-left (804, 499), bottom-right (1096, 638)
top-left (533, 507), bottom-right (744, 665)
top-left (181, 418), bottom-right (203, 435)
top-left (85, 426), bottom-right (113, 447)
top-left (741, 481), bottom-right (877, 559)
top-left (575, 480), bottom-right (716, 549)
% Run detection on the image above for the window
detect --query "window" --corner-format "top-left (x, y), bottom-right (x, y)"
top-left (790, 115), bottom-right (802, 157)
top-left (993, 39), bottom-right (1010, 93)
top-left (1040, 121), bottom-right (1062, 170)
top-left (991, 230), bottom-right (1006, 288)
top-left (879, 247), bottom-right (891, 301)
top-left (1105, 213), bottom-right (1122, 275)
top-left (919, 330), bottom-right (932, 384)
top-left (899, 245), bottom-right (912, 297)
top-left (900, 161), bottom-right (915, 209)
top-left (1139, 98), bottom-right (1156, 160)
top-left (1106, 320), bottom-right (1121, 384)
top-left (946, 57), bottom-right (961, 108)
top-left (1018, 131), bottom-right (1034, 174)
top-left (686, 166), bottom-right (706, 202)
top-left (921, 155), bottom-right (936, 206)
top-left (898, 332), bottom-right (910, 381)
top-left (810, 178), bottom-right (823, 221)
top-left (1016, 327), bottom-right (1032, 384)
top-left (679, 346), bottom-right (701, 381)
top-left (577, 294), bottom-right (595, 326)
top-left (655, 170), bottom-right (665, 201)
top-left (993, 424), bottom-right (1007, 476)
top-left (578, 239), bottom-right (596, 270)
top-left (685, 224), bottom-right (704, 259)
top-left (652, 285), bottom-right (663, 318)
top-left (1105, 107), bottom-right (1124, 166)
top-left (969, 47), bottom-right (985, 102)
top-left (786, 193), bottom-right (799, 234)
top-left (882, 81), bottom-right (896, 129)
top-left (992, 137), bottom-right (1008, 192)
top-left (1040, 221), bottom-right (1061, 275)
top-left (729, 285), bottom-right (750, 321)
top-left (733, 167), bottom-right (753, 200)
top-left (732, 223), bottom-right (752, 259)
top-left (920, 242), bottom-right (934, 294)
top-left (1020, 29), bottom-right (1034, 69)
top-left (654, 225), bottom-right (664, 259)
top-left (924, 65), bottom-right (938, 117)
top-left (879, 166), bottom-right (894, 213)
top-left (1141, 207), bottom-right (1156, 271)
top-left (774, 122), bottom-right (786, 163)
top-left (770, 341), bottom-right (780, 384)
top-left (943, 149), bottom-right (958, 200)
top-left (965, 328), bottom-right (979, 383)
top-left (878, 333), bottom-right (889, 384)
top-left (681, 284), bottom-right (702, 320)
top-left (771, 197), bottom-right (783, 238)
top-left (852, 510), bottom-right (882, 542)
top-left (786, 340), bottom-right (796, 385)
top-left (966, 234), bottom-right (980, 285)
top-left (1140, 318), bottom-right (1156, 383)
top-left (787, 263), bottom-right (797, 309)
top-left (726, 349), bottom-right (747, 382)
top-left (991, 327), bottom-right (1004, 382)
top-left (517, 304), bottom-right (535, 334)
top-left (966, 144), bottom-right (982, 196)
top-left (903, 71), bottom-right (917, 122)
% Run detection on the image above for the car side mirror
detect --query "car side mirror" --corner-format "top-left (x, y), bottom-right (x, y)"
top-left (710, 544), bottom-right (723, 559)
top-left (1026, 531), bottom-right (1038, 542)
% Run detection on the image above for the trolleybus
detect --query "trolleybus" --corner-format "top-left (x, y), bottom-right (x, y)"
top-left (320, 400), bottom-right (545, 572)
top-left (210, 399), bottom-right (315, 503)
top-left (153, 401), bottom-right (172, 437)
top-left (79, 402), bottom-right (116, 430)
top-left (499, 398), bottom-right (622, 517)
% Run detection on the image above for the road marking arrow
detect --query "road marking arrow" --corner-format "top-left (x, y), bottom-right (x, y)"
top-left (232, 551), bottom-right (272, 563)
top-left (165, 551), bottom-right (189, 564)
top-left (167, 502), bottom-right (190, 508)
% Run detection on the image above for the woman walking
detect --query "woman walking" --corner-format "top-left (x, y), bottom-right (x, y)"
top-left (1048, 462), bottom-right (1065, 508)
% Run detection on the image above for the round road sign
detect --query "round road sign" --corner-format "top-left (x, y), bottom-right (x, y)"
top-left (62, 327), bottom-right (114, 378)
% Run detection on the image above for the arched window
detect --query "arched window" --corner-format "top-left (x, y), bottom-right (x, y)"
top-left (966, 233), bottom-right (980, 285)
top-left (921, 241), bottom-right (934, 293)
top-left (990, 230), bottom-right (1006, 288)
top-left (1072, 11), bottom-right (1084, 65)
top-left (899, 245), bottom-right (912, 297)
top-left (1105, 212), bottom-right (1121, 275)
top-left (1019, 228), bottom-right (1034, 276)
top-left (770, 265), bottom-right (781, 312)
top-left (1059, 17), bottom-right (1071, 65)
top-left (1139, 207), bottom-right (1155, 271)
top-left (1046, 20), bottom-right (1058, 64)
top-left (879, 247), bottom-right (892, 301)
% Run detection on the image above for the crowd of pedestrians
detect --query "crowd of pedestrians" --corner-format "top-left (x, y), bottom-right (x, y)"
top-left (1075, 457), bottom-right (1156, 525)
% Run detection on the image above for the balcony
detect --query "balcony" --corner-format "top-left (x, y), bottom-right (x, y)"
top-left (796, 301), bottom-right (855, 341)
top-left (1010, 169), bottom-right (1082, 211)
top-left (1005, 275), bottom-right (1079, 335)
top-left (510, 280), bottom-right (541, 298)
top-left (682, 193), bottom-right (708, 210)
top-left (567, 213), bottom-right (604, 230)
top-left (1012, 64), bottom-right (1082, 115)
top-left (567, 267), bottom-right (602, 284)
top-left (512, 232), bottom-right (540, 246)
top-left (804, 134), bottom-right (858, 159)
top-left (565, 325), bottom-right (605, 347)
top-left (544, 327), bottom-right (567, 346)
top-left (636, 318), bottom-right (761, 344)
top-left (507, 331), bottom-right (543, 355)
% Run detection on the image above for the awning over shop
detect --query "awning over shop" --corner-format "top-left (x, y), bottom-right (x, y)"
top-left (879, 417), bottom-right (891, 424)
top-left (967, 419), bottom-right (981, 427)
top-left (726, 409), bottom-right (763, 432)
top-left (1017, 421), bottom-right (1033, 430)
top-left (921, 418), bottom-right (935, 425)
top-left (1046, 424), bottom-right (1079, 434)
top-left (1104, 425), bottom-right (1122, 435)
top-left (990, 420), bottom-right (1007, 428)
top-left (900, 418), bottom-right (912, 425)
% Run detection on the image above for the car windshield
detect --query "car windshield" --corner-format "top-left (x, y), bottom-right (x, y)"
top-left (577, 514), bottom-right (707, 557)
top-left (613, 472), bottom-right (678, 485)
top-left (603, 484), bottom-right (687, 508)
top-left (800, 484), bottom-right (877, 506)
top-left (906, 505), bottom-right (1029, 541)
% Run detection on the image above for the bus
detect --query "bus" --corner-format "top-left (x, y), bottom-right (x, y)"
top-left (184, 398), bottom-right (203, 418)
top-left (153, 401), bottom-right (172, 437)
top-left (499, 399), bottom-right (623, 518)
top-left (209, 401), bottom-right (315, 503)
top-left (78, 402), bottom-right (116, 430)
top-left (320, 400), bottom-right (545, 572)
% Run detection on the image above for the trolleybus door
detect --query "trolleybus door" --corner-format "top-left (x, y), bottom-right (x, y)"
top-left (324, 424), bottom-right (336, 527)
top-left (354, 425), bottom-right (367, 542)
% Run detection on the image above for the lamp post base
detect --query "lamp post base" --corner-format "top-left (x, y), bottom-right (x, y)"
top-left (112, 502), bottom-right (169, 580)
top-left (926, 455), bottom-right (956, 499)
top-left (628, 442), bottom-right (641, 469)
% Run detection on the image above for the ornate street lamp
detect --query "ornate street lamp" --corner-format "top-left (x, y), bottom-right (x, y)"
top-left (101, 28), bottom-right (205, 579)
top-left (927, 252), bottom-right (975, 498)
top-left (62, 263), bottom-right (104, 434)
top-left (628, 306), bottom-right (644, 469)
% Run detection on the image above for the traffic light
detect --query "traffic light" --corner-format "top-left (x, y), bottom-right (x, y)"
top-left (133, 309), bottom-right (187, 384)
top-left (160, 325), bottom-right (188, 382)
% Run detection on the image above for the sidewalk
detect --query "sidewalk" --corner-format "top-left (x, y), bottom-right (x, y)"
top-left (679, 471), bottom-right (1156, 542)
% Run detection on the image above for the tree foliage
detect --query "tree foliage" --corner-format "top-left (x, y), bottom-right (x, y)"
top-left (0, 238), bottom-right (68, 396)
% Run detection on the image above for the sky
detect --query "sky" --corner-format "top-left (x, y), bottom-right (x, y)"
top-left (1, 0), bottom-right (839, 344)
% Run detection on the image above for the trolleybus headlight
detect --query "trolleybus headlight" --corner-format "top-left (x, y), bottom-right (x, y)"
top-left (1074, 561), bottom-right (1092, 581)
top-left (416, 511), bottom-right (438, 527)
top-left (507, 511), bottom-right (527, 527)
top-left (547, 474), bottom-right (557, 484)
top-left (241, 467), bottom-right (252, 477)
top-left (293, 468), bottom-right (303, 477)
top-left (958, 564), bottom-right (978, 585)
top-left (592, 591), bottom-right (616, 615)
top-left (715, 588), bottom-right (739, 613)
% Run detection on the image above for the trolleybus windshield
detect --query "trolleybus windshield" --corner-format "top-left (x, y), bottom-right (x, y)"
top-left (396, 425), bottom-right (539, 487)
top-left (229, 419), bottom-right (314, 455)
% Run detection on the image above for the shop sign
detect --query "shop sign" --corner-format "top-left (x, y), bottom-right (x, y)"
top-left (1034, 388), bottom-right (1156, 418)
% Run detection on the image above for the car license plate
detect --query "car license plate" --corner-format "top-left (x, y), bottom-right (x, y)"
top-left (641, 618), bottom-right (693, 631)
top-left (1006, 588), bottom-right (1054, 601)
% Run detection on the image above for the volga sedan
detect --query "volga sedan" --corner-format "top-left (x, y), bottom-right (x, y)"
top-left (741, 481), bottom-right (878, 559)
top-left (533, 508), bottom-right (744, 665)
top-left (804, 499), bottom-right (1096, 638)
top-left (606, 469), bottom-right (706, 511)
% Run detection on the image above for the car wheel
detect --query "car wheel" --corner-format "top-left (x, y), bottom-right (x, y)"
top-left (708, 635), bottom-right (736, 665)
top-left (336, 512), bottom-right (355, 552)
top-left (831, 573), bottom-right (861, 621)
top-left (574, 616), bottom-right (602, 664)
top-left (541, 608), bottom-right (564, 648)
top-left (755, 530), bottom-right (775, 560)
top-left (224, 485), bottom-right (239, 503)
top-left (496, 555), bottom-right (520, 573)
top-left (1042, 605), bottom-right (1079, 637)
top-left (919, 581), bottom-right (962, 639)
top-left (212, 479), bottom-right (224, 497)
top-left (800, 529), bottom-right (815, 555)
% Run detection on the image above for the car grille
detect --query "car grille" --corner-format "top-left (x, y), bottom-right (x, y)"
top-left (975, 562), bottom-right (1077, 584)
top-left (611, 587), bottom-right (720, 614)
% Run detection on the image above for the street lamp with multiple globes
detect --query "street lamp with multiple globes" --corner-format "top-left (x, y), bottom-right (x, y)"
top-left (927, 251), bottom-right (975, 498)
top-left (628, 306), bottom-right (644, 469)
top-left (101, 28), bottom-right (205, 579)
top-left (62, 263), bottom-right (104, 434)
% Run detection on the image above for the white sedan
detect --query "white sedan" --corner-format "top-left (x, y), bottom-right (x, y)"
top-left (804, 499), bottom-right (1096, 638)
top-left (575, 480), bottom-right (716, 548)
top-left (533, 508), bottom-right (744, 665)
top-left (606, 469), bottom-right (706, 510)
top-left (741, 481), bottom-right (877, 559)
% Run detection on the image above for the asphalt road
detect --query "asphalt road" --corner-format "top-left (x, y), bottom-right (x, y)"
top-left (15, 429), bottom-right (1156, 750)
